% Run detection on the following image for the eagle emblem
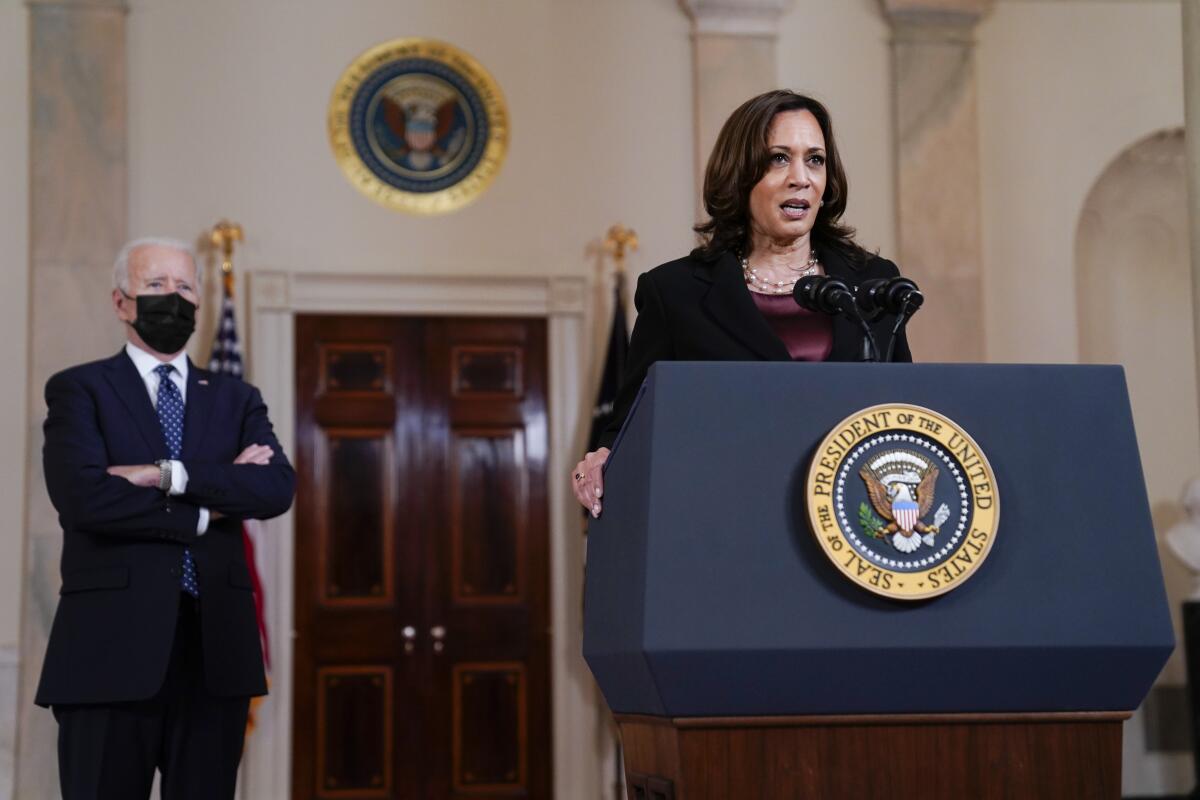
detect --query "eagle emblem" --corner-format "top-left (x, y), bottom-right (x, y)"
top-left (860, 449), bottom-right (950, 553)
top-left (370, 73), bottom-right (471, 174)
top-left (379, 91), bottom-right (465, 172)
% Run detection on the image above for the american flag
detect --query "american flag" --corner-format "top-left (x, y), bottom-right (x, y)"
top-left (208, 275), bottom-right (244, 377)
top-left (208, 270), bottom-right (270, 680)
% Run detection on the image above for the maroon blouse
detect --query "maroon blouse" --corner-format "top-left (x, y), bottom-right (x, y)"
top-left (749, 291), bottom-right (833, 361)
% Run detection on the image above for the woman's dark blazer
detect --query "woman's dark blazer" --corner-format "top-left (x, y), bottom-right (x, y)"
top-left (597, 247), bottom-right (912, 449)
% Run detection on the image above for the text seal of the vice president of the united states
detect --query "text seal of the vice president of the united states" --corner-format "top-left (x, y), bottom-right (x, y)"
top-left (806, 404), bottom-right (1000, 600)
top-left (328, 37), bottom-right (509, 215)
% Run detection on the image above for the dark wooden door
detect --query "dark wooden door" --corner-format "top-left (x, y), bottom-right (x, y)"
top-left (293, 314), bottom-right (551, 800)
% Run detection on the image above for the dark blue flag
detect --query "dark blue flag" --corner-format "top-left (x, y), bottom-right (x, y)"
top-left (588, 274), bottom-right (629, 451)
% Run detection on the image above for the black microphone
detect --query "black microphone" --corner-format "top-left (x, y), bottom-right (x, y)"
top-left (793, 275), bottom-right (858, 318)
top-left (854, 277), bottom-right (923, 362)
top-left (856, 277), bottom-right (924, 319)
top-left (794, 276), bottom-right (878, 362)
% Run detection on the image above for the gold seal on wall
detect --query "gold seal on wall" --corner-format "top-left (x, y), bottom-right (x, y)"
top-left (328, 38), bottom-right (509, 215)
top-left (806, 404), bottom-right (1000, 600)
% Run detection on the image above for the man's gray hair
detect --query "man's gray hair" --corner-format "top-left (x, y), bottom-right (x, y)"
top-left (112, 237), bottom-right (202, 294)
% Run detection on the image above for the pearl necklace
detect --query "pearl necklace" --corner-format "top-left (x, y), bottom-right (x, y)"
top-left (742, 252), bottom-right (820, 295)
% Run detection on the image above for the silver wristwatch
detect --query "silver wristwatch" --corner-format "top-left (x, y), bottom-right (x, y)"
top-left (155, 459), bottom-right (172, 493)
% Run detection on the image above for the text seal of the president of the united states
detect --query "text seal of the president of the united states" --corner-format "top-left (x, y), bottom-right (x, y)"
top-left (328, 37), bottom-right (508, 215)
top-left (806, 404), bottom-right (1000, 600)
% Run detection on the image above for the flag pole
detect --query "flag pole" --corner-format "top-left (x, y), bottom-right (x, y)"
top-left (599, 223), bottom-right (637, 800)
top-left (602, 223), bottom-right (638, 306)
top-left (210, 219), bottom-right (243, 298)
top-left (206, 219), bottom-right (268, 736)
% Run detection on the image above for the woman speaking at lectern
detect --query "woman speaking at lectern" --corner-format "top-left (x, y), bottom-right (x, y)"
top-left (571, 89), bottom-right (914, 517)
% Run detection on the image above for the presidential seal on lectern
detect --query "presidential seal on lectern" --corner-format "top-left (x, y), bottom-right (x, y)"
top-left (806, 404), bottom-right (999, 600)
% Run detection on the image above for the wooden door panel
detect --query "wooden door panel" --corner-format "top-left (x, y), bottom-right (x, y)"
top-left (316, 666), bottom-right (394, 798)
top-left (295, 314), bottom-right (550, 800)
top-left (451, 429), bottom-right (525, 605)
top-left (319, 429), bottom-right (395, 606)
top-left (452, 662), bottom-right (527, 792)
top-left (295, 316), bottom-right (425, 800)
top-left (426, 318), bottom-right (551, 800)
top-left (451, 346), bottom-right (524, 398)
top-left (320, 344), bottom-right (393, 394)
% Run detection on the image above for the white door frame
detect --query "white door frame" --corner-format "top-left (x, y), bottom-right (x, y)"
top-left (240, 269), bottom-right (608, 799)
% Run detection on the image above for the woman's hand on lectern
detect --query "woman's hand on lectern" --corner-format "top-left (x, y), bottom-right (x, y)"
top-left (572, 448), bottom-right (610, 519)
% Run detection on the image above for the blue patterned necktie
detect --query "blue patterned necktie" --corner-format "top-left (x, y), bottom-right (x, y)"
top-left (155, 364), bottom-right (199, 598)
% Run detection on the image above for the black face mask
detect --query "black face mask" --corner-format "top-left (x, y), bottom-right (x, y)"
top-left (123, 291), bottom-right (196, 355)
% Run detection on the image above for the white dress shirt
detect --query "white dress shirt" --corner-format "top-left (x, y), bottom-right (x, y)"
top-left (124, 343), bottom-right (209, 534)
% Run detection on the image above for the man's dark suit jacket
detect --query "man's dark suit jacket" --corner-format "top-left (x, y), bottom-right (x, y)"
top-left (598, 247), bottom-right (913, 449)
top-left (35, 350), bottom-right (295, 707)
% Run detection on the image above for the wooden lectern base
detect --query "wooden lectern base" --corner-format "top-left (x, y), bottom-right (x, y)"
top-left (616, 711), bottom-right (1129, 800)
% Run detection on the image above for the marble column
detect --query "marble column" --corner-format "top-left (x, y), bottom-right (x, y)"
top-left (17, 1), bottom-right (127, 796)
top-left (1184, 1), bottom-right (1200, 412)
top-left (680, 0), bottom-right (794, 209)
top-left (882, 0), bottom-right (991, 362)
top-left (1182, 13), bottom-right (1200, 788)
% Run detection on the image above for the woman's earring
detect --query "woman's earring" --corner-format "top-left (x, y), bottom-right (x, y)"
top-left (819, 200), bottom-right (825, 207)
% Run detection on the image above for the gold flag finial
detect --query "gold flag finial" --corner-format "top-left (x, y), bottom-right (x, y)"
top-left (209, 220), bottom-right (244, 295)
top-left (209, 220), bottom-right (244, 276)
top-left (603, 224), bottom-right (638, 275)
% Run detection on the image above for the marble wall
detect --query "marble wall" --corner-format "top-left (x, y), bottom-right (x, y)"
top-left (888, 8), bottom-right (986, 362)
top-left (1185, 1), bottom-right (1200, 451)
top-left (17, 2), bottom-right (130, 796)
top-left (0, 3), bottom-right (30, 792)
top-left (0, 646), bottom-right (14, 800)
top-left (0, 0), bottom-right (31, 660)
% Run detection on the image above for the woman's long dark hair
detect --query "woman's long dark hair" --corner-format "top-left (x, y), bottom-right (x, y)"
top-left (693, 90), bottom-right (865, 265)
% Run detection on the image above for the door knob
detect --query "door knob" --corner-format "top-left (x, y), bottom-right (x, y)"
top-left (402, 625), bottom-right (416, 654)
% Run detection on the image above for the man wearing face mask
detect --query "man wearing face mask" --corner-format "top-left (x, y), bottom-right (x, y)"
top-left (35, 238), bottom-right (296, 799)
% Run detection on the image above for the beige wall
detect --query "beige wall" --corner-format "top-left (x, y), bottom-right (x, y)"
top-left (1, 0), bottom-right (30, 649)
top-left (126, 0), bottom-right (696, 281)
top-left (977, 0), bottom-right (1184, 363)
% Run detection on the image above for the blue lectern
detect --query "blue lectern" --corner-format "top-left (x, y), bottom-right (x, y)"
top-left (584, 363), bottom-right (1174, 800)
